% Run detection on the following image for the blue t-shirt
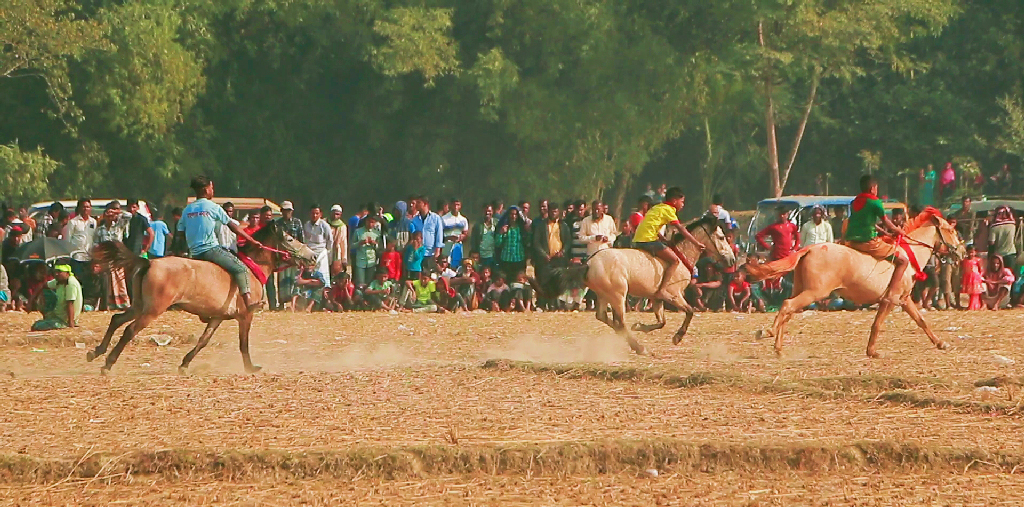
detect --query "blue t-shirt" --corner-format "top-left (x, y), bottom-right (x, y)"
top-left (405, 244), bottom-right (426, 272)
top-left (149, 220), bottom-right (170, 257)
top-left (177, 199), bottom-right (231, 255)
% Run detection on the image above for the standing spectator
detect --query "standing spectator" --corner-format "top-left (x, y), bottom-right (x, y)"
top-left (94, 201), bottom-right (131, 310)
top-left (217, 202), bottom-right (239, 252)
top-left (518, 201), bottom-right (533, 230)
top-left (348, 203), bottom-right (369, 261)
top-left (567, 201), bottom-right (589, 264)
top-left (939, 162), bottom-right (955, 204)
top-left (951, 196), bottom-right (974, 242)
top-left (961, 245), bottom-right (984, 310)
top-left (469, 204), bottom-right (497, 269)
top-left (1, 225), bottom-right (25, 310)
top-left (655, 184), bottom-right (667, 202)
top-left (988, 206), bottom-right (1016, 269)
top-left (304, 204), bottom-right (334, 288)
top-left (352, 214), bottom-right (383, 287)
top-left (254, 205), bottom-right (278, 310)
top-left (36, 202), bottom-right (64, 239)
top-left (756, 207), bottom-right (800, 261)
top-left (532, 202), bottom-right (571, 310)
top-left (800, 206), bottom-right (834, 247)
top-left (413, 196), bottom-right (444, 273)
top-left (30, 264), bottom-right (82, 331)
top-left (578, 200), bottom-right (617, 257)
top-left (389, 201), bottom-right (413, 251)
top-left (17, 207), bottom-right (35, 242)
top-left (380, 241), bottom-right (403, 281)
top-left (919, 165), bottom-right (936, 207)
top-left (709, 194), bottom-right (731, 223)
top-left (124, 198), bottom-right (154, 256)
top-left (0, 263), bottom-right (9, 312)
top-left (64, 199), bottom-right (96, 290)
top-left (4, 209), bottom-right (28, 242)
top-left (830, 207), bottom-right (847, 242)
top-left (628, 196), bottom-right (652, 232)
top-left (441, 198), bottom-right (469, 266)
top-left (643, 183), bottom-right (656, 200)
top-left (328, 204), bottom-right (348, 278)
top-left (276, 200), bottom-right (303, 309)
top-left (148, 208), bottom-right (171, 259)
top-left (496, 206), bottom-right (528, 278)
top-left (990, 164), bottom-right (1014, 195)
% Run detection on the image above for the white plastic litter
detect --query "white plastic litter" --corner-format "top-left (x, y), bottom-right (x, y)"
top-left (645, 469), bottom-right (660, 478)
top-left (75, 342), bottom-right (86, 349)
top-left (992, 354), bottom-right (1015, 365)
top-left (150, 335), bottom-right (172, 346)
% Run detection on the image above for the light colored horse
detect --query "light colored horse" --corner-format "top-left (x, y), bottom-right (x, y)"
top-left (546, 214), bottom-right (737, 354)
top-left (88, 221), bottom-right (316, 374)
top-left (747, 209), bottom-right (964, 358)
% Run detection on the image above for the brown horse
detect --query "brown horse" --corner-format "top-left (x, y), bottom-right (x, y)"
top-left (89, 220), bottom-right (316, 374)
top-left (545, 214), bottom-right (737, 354)
top-left (747, 209), bottom-right (964, 358)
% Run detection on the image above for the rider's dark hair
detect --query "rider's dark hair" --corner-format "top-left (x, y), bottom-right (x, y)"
top-left (859, 174), bottom-right (877, 193)
top-left (665, 187), bottom-right (685, 201)
top-left (190, 175), bottom-right (211, 194)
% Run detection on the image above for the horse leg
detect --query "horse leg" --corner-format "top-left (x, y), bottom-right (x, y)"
top-left (868, 303), bottom-right (892, 358)
top-left (661, 292), bottom-right (694, 345)
top-left (87, 309), bottom-right (137, 362)
top-left (632, 300), bottom-right (667, 333)
top-left (770, 290), bottom-right (822, 357)
top-left (609, 296), bottom-right (645, 355)
top-left (238, 314), bottom-right (262, 373)
top-left (900, 301), bottom-right (948, 351)
top-left (101, 312), bottom-right (158, 374)
top-left (596, 294), bottom-right (612, 327)
top-left (178, 319), bottom-right (224, 374)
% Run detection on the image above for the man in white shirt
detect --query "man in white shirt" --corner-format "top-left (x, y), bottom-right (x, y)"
top-left (63, 199), bottom-right (98, 292)
top-left (303, 204), bottom-right (334, 287)
top-left (800, 205), bottom-right (834, 247)
top-left (441, 198), bottom-right (469, 264)
top-left (578, 200), bottom-right (618, 257)
top-left (709, 194), bottom-right (731, 223)
top-left (216, 202), bottom-right (240, 252)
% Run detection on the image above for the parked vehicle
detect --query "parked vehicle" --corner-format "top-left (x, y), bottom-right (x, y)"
top-left (746, 195), bottom-right (905, 255)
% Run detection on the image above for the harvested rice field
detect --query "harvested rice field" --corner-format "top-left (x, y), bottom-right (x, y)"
top-left (1, 308), bottom-right (1023, 505)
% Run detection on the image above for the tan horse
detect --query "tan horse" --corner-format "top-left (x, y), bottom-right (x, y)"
top-left (89, 220), bottom-right (316, 374)
top-left (546, 214), bottom-right (737, 354)
top-left (747, 209), bottom-right (964, 358)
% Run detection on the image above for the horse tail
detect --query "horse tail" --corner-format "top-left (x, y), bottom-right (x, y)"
top-left (92, 241), bottom-right (152, 286)
top-left (543, 264), bottom-right (590, 297)
top-left (745, 248), bottom-right (811, 282)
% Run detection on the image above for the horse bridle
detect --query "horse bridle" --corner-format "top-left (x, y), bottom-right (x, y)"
top-left (899, 217), bottom-right (959, 259)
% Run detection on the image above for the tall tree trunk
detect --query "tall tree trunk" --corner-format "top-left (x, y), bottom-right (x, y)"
top-left (778, 70), bottom-right (819, 193)
top-left (610, 170), bottom-right (632, 222)
top-left (701, 117), bottom-right (716, 210)
top-left (759, 21), bottom-right (782, 197)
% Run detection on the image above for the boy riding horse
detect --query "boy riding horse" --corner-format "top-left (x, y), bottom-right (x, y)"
top-left (176, 175), bottom-right (265, 313)
top-left (846, 174), bottom-right (909, 306)
top-left (632, 187), bottom-right (706, 302)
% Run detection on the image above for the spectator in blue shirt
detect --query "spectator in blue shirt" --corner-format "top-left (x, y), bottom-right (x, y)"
top-left (412, 195), bottom-right (444, 273)
top-left (148, 208), bottom-right (171, 258)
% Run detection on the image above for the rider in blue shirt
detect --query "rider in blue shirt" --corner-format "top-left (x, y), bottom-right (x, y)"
top-left (175, 175), bottom-right (263, 312)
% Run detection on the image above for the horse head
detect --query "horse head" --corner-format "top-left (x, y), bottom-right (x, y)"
top-left (685, 214), bottom-right (737, 267)
top-left (253, 220), bottom-right (318, 267)
top-left (906, 208), bottom-right (966, 262)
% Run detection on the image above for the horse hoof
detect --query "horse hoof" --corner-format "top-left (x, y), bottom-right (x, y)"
top-left (86, 350), bottom-right (97, 362)
top-left (754, 330), bottom-right (764, 341)
top-left (867, 351), bottom-right (883, 359)
top-left (178, 366), bottom-right (188, 376)
top-left (246, 364), bottom-right (263, 374)
top-left (671, 333), bottom-right (685, 345)
top-left (774, 348), bottom-right (783, 358)
top-left (937, 341), bottom-right (949, 351)
top-left (99, 366), bottom-right (110, 376)
top-left (630, 323), bottom-right (641, 331)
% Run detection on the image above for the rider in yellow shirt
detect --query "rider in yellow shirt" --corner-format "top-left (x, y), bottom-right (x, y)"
top-left (633, 187), bottom-right (705, 301)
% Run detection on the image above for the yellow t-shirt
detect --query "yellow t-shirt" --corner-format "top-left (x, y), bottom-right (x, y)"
top-left (633, 203), bottom-right (679, 243)
top-left (547, 221), bottom-right (563, 254)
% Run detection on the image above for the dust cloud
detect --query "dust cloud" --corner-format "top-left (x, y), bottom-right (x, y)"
top-left (483, 334), bottom-right (631, 364)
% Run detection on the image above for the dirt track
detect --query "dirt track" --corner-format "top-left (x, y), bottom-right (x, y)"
top-left (1, 308), bottom-right (1023, 505)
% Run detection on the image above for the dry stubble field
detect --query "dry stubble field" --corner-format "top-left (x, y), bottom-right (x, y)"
top-left (0, 306), bottom-right (1023, 505)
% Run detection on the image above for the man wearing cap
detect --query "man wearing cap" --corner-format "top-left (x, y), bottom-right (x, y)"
top-left (328, 204), bottom-right (348, 278)
top-left (31, 264), bottom-right (83, 331)
top-left (800, 205), bottom-right (834, 247)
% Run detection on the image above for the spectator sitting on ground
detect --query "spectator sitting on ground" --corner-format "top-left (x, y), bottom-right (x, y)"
top-left (31, 264), bottom-right (82, 331)
top-left (452, 258), bottom-right (479, 309)
top-left (727, 271), bottom-right (755, 313)
top-left (474, 266), bottom-right (493, 310)
top-left (510, 271), bottom-right (534, 312)
top-left (363, 269), bottom-right (396, 311)
top-left (404, 270), bottom-right (447, 313)
top-left (485, 272), bottom-right (510, 312)
top-left (324, 272), bottom-right (356, 312)
top-left (292, 265), bottom-right (326, 312)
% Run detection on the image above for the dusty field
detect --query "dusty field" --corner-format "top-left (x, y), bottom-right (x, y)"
top-left (1, 308), bottom-right (1023, 505)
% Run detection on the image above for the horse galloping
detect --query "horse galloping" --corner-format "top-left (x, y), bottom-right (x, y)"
top-left (547, 214), bottom-right (737, 354)
top-left (89, 220), bottom-right (317, 374)
top-left (747, 208), bottom-right (964, 358)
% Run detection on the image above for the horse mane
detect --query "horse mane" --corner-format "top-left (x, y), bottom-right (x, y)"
top-left (904, 207), bottom-right (944, 235)
top-left (685, 213), bottom-right (719, 233)
top-left (239, 220), bottom-right (279, 255)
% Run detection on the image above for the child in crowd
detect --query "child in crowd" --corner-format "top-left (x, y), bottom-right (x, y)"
top-left (404, 271), bottom-right (447, 313)
top-left (435, 259), bottom-right (467, 312)
top-left (727, 271), bottom-right (755, 313)
top-left (453, 259), bottom-right (479, 309)
top-left (485, 272), bottom-right (510, 312)
top-left (363, 269), bottom-right (395, 311)
top-left (380, 241), bottom-right (403, 282)
top-left (292, 266), bottom-right (327, 312)
top-left (324, 272), bottom-right (356, 312)
top-left (510, 271), bottom-right (534, 312)
top-left (960, 245), bottom-right (984, 310)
